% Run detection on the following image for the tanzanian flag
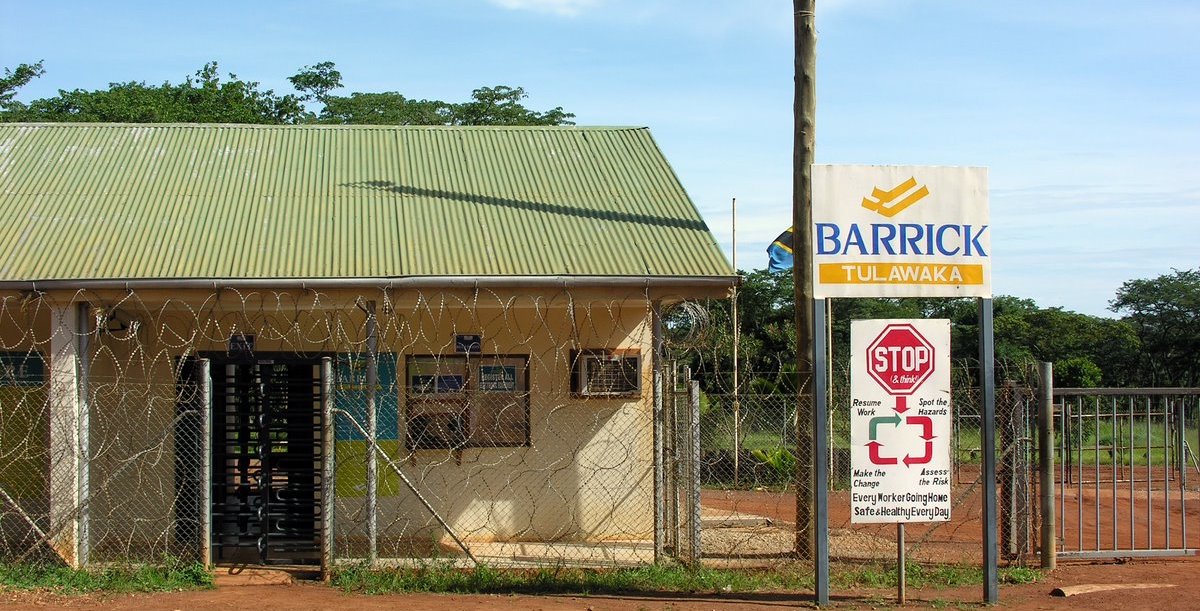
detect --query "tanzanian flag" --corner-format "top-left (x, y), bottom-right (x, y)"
top-left (767, 226), bottom-right (794, 273)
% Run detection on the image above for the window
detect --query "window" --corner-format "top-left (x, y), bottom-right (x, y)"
top-left (404, 355), bottom-right (529, 449)
top-left (571, 349), bottom-right (642, 397)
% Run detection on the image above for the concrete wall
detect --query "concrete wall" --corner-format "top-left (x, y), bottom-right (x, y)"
top-left (26, 286), bottom-right (672, 560)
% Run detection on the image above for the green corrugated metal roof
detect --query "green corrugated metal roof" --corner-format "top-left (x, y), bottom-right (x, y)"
top-left (0, 123), bottom-right (733, 282)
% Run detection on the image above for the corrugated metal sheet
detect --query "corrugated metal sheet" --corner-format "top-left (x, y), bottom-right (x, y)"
top-left (0, 123), bottom-right (733, 281)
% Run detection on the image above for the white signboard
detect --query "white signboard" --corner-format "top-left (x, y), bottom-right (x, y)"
top-left (813, 165), bottom-right (990, 298)
top-left (850, 318), bottom-right (952, 523)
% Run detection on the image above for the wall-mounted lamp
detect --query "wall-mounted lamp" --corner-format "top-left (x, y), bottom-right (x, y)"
top-left (95, 308), bottom-right (137, 336)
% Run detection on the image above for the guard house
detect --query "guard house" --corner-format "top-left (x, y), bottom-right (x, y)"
top-left (0, 123), bottom-right (734, 569)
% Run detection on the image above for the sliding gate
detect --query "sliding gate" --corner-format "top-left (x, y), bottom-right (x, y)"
top-left (209, 356), bottom-right (327, 565)
top-left (1055, 388), bottom-right (1200, 559)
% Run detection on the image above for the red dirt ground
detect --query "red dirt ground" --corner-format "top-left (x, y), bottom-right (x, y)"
top-left (5, 477), bottom-right (1197, 609)
top-left (2, 558), bottom-right (1200, 610)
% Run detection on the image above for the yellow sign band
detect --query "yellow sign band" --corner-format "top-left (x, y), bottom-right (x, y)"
top-left (819, 263), bottom-right (985, 285)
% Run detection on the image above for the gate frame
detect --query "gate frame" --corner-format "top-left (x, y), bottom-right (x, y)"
top-left (1047, 385), bottom-right (1200, 560)
top-left (203, 352), bottom-right (330, 567)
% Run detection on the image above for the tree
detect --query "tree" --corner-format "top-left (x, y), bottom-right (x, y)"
top-left (449, 86), bottom-right (573, 126)
top-left (1110, 268), bottom-right (1200, 386)
top-left (2, 62), bottom-right (303, 124)
top-left (309, 83), bottom-right (574, 126)
top-left (315, 92), bottom-right (452, 125)
top-left (0, 61), bottom-right (45, 109)
top-left (288, 61), bottom-right (342, 104)
top-left (1, 60), bottom-right (575, 127)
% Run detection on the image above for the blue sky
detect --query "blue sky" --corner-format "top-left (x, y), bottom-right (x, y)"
top-left (4, 0), bottom-right (1197, 316)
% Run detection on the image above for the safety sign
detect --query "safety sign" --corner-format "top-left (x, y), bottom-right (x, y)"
top-left (850, 319), bottom-right (952, 523)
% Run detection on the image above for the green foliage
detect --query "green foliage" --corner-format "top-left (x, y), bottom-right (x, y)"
top-left (0, 558), bottom-right (212, 593)
top-left (288, 61), bottom-right (343, 104)
top-left (749, 446), bottom-right (797, 480)
top-left (0, 61), bottom-right (45, 108)
top-left (2, 62), bottom-right (304, 124)
top-left (1054, 356), bottom-right (1102, 388)
top-left (1110, 268), bottom-right (1200, 386)
top-left (316, 91), bottom-right (452, 125)
top-left (1, 60), bottom-right (574, 128)
top-left (680, 266), bottom-right (1170, 393)
top-left (332, 561), bottom-right (1036, 597)
top-left (832, 562), bottom-right (1041, 589)
top-left (450, 85), bottom-right (574, 126)
top-left (332, 561), bottom-right (813, 595)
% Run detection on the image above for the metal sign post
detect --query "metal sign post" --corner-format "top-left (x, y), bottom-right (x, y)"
top-left (979, 298), bottom-right (998, 602)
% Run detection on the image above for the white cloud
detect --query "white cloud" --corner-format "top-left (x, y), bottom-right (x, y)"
top-left (486, 0), bottom-right (601, 17)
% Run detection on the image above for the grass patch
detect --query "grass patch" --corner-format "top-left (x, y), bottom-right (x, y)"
top-left (999, 566), bottom-right (1041, 584)
top-left (0, 558), bottom-right (213, 594)
top-left (332, 561), bottom-right (1043, 596)
top-left (332, 562), bottom-right (814, 595)
top-left (833, 562), bottom-right (1042, 589)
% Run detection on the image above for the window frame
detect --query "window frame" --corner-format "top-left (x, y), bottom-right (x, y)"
top-left (570, 348), bottom-right (643, 398)
top-left (403, 354), bottom-right (531, 450)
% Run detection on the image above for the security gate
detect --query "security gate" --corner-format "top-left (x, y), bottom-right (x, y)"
top-left (210, 356), bottom-right (326, 565)
top-left (1055, 388), bottom-right (1200, 559)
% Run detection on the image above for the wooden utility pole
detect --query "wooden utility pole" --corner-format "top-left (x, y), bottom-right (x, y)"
top-left (793, 0), bottom-right (817, 560)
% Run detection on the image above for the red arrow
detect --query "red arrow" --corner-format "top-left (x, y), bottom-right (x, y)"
top-left (906, 415), bottom-right (935, 440)
top-left (893, 395), bottom-right (909, 414)
top-left (867, 441), bottom-right (898, 465)
top-left (903, 441), bottom-right (934, 466)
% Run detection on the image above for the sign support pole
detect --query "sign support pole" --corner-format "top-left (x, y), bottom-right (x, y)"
top-left (813, 298), bottom-right (830, 603)
top-left (897, 523), bottom-right (906, 605)
top-left (979, 297), bottom-right (999, 602)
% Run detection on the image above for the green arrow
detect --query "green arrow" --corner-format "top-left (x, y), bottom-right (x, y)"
top-left (869, 414), bottom-right (902, 440)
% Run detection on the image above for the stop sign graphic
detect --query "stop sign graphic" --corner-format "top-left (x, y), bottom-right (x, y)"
top-left (866, 323), bottom-right (935, 395)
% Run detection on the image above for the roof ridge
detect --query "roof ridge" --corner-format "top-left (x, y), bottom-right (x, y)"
top-left (1, 122), bottom-right (648, 131)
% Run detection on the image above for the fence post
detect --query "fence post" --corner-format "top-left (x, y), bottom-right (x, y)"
top-left (365, 301), bottom-right (378, 565)
top-left (1037, 361), bottom-right (1056, 569)
top-left (76, 302), bottom-right (90, 567)
top-left (688, 380), bottom-right (702, 566)
top-left (653, 301), bottom-right (665, 563)
top-left (321, 357), bottom-right (334, 578)
top-left (199, 358), bottom-right (212, 569)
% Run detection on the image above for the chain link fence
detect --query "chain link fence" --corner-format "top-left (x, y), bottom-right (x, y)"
top-left (0, 287), bottom-right (698, 569)
top-left (692, 361), bottom-right (1039, 568)
top-left (0, 289), bottom-right (1037, 571)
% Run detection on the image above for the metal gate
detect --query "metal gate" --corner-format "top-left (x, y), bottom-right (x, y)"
top-left (210, 356), bottom-right (326, 565)
top-left (1055, 388), bottom-right (1200, 559)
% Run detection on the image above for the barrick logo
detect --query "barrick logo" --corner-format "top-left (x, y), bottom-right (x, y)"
top-left (861, 177), bottom-right (929, 218)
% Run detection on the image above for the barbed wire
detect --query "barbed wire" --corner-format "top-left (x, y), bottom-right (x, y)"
top-left (0, 290), bottom-right (1032, 568)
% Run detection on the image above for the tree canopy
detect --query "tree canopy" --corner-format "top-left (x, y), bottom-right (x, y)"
top-left (677, 268), bottom-right (1197, 392)
top-left (0, 60), bottom-right (574, 126)
top-left (1110, 268), bottom-right (1200, 386)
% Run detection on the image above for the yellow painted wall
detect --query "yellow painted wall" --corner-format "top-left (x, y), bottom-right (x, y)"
top-left (31, 286), bottom-right (668, 556)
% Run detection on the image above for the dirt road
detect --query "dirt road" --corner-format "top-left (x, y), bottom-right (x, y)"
top-left (3, 558), bottom-right (1198, 610)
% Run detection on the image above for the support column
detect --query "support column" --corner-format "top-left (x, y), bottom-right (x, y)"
top-left (199, 358), bottom-right (212, 568)
top-left (1037, 361), bottom-right (1056, 569)
top-left (652, 300), bottom-right (665, 563)
top-left (47, 302), bottom-right (83, 566)
top-left (365, 301), bottom-right (378, 565)
top-left (320, 357), bottom-right (334, 577)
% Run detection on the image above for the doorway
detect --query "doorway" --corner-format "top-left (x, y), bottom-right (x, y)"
top-left (207, 355), bottom-right (326, 565)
